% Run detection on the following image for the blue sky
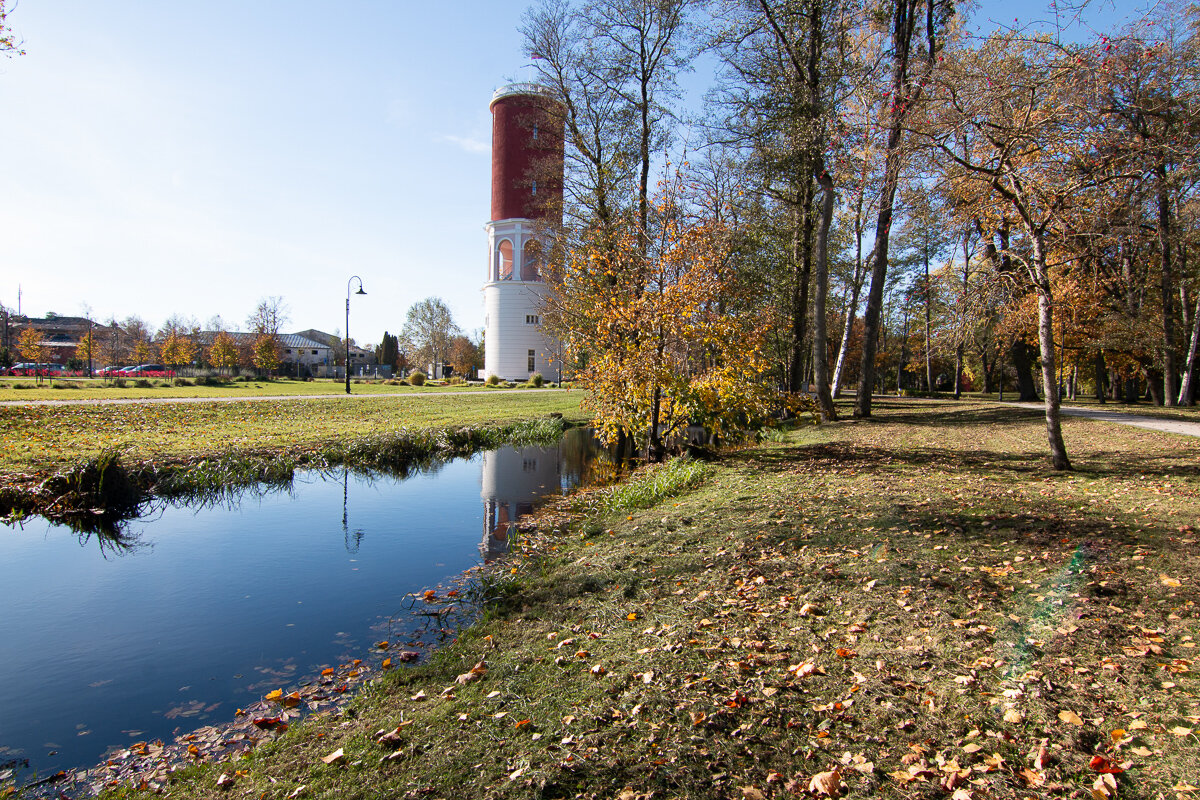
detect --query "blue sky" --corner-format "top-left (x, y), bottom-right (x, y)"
top-left (0, 0), bottom-right (1141, 347)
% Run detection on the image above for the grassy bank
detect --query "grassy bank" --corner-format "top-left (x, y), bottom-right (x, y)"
top-left (0, 391), bottom-right (586, 520)
top-left (0, 377), bottom-right (539, 402)
top-left (85, 399), bottom-right (1198, 800)
top-left (0, 391), bottom-right (584, 473)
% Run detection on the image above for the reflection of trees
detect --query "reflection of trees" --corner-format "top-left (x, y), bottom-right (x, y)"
top-left (558, 427), bottom-right (628, 491)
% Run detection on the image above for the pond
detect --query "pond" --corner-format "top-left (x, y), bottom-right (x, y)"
top-left (0, 428), bottom-right (611, 789)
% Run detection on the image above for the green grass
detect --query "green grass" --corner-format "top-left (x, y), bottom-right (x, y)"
top-left (69, 398), bottom-right (1198, 800)
top-left (0, 391), bottom-right (585, 475)
top-left (0, 377), bottom-right (526, 402)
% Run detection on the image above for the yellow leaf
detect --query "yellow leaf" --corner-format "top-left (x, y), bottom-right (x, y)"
top-left (1059, 710), bottom-right (1084, 726)
top-left (265, 689), bottom-right (283, 702)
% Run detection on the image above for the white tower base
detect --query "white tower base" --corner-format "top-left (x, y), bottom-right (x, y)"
top-left (482, 218), bottom-right (560, 382)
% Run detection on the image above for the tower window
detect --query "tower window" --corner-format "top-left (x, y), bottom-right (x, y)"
top-left (532, 124), bottom-right (539, 140)
top-left (528, 349), bottom-right (536, 372)
top-left (526, 314), bottom-right (540, 325)
top-left (496, 240), bottom-right (514, 280)
top-left (531, 180), bottom-right (537, 196)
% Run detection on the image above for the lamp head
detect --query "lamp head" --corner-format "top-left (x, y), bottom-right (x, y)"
top-left (356, 287), bottom-right (367, 295)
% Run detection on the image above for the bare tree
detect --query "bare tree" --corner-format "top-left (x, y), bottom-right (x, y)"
top-left (401, 297), bottom-right (461, 375)
top-left (247, 297), bottom-right (290, 338)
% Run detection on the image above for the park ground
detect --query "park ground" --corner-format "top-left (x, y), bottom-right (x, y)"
top-left (57, 397), bottom-right (1198, 800)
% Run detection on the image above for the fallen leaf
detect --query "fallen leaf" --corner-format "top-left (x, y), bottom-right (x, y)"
top-left (1160, 575), bottom-right (1182, 588)
top-left (216, 772), bottom-right (234, 788)
top-left (410, 690), bottom-right (427, 701)
top-left (265, 689), bottom-right (283, 702)
top-left (1004, 708), bottom-right (1024, 723)
top-left (808, 768), bottom-right (843, 797)
top-left (741, 787), bottom-right (766, 800)
top-left (321, 748), bottom-right (346, 766)
top-left (1092, 772), bottom-right (1117, 799)
top-left (1020, 768), bottom-right (1045, 787)
top-left (286, 787), bottom-right (307, 799)
top-left (456, 661), bottom-right (488, 684)
top-left (1059, 710), bottom-right (1084, 726)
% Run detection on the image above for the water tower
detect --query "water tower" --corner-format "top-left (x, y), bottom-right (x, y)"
top-left (482, 83), bottom-right (564, 381)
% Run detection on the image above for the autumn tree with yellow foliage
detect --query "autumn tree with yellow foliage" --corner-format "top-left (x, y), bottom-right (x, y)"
top-left (543, 186), bottom-right (776, 460)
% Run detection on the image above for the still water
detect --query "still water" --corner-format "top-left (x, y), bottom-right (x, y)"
top-left (0, 429), bottom-right (606, 784)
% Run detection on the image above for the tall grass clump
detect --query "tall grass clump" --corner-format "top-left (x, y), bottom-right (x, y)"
top-left (44, 447), bottom-right (142, 515)
top-left (154, 453), bottom-right (299, 502)
top-left (599, 457), bottom-right (712, 513)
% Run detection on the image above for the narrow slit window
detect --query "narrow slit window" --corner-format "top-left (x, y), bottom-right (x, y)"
top-left (528, 349), bottom-right (536, 372)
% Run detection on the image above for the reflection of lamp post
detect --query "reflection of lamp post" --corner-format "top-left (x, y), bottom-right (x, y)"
top-left (345, 276), bottom-right (366, 394)
top-left (342, 466), bottom-right (363, 553)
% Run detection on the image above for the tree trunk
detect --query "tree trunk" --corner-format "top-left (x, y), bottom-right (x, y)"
top-left (1026, 234), bottom-right (1071, 470)
top-left (812, 170), bottom-right (837, 420)
top-left (788, 191), bottom-right (814, 393)
top-left (1145, 367), bottom-right (1164, 406)
top-left (1010, 339), bottom-right (1039, 402)
top-left (1157, 177), bottom-right (1177, 405)
top-left (953, 344), bottom-right (963, 399)
top-left (831, 251), bottom-right (869, 398)
top-left (924, 250), bottom-right (933, 393)
top-left (1178, 281), bottom-right (1200, 406)
top-left (855, 0), bottom-right (923, 419)
top-left (1094, 351), bottom-right (1106, 404)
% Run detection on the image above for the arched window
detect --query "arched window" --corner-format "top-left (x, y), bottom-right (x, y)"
top-left (496, 240), bottom-right (514, 280)
top-left (522, 239), bottom-right (542, 281)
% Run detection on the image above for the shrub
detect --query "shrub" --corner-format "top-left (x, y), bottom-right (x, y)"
top-left (486, 375), bottom-right (501, 386)
top-left (447, 376), bottom-right (466, 385)
top-left (134, 379), bottom-right (153, 388)
top-left (528, 372), bottom-right (544, 388)
top-left (409, 371), bottom-right (427, 386)
top-left (173, 377), bottom-right (193, 387)
top-left (112, 378), bottom-right (126, 388)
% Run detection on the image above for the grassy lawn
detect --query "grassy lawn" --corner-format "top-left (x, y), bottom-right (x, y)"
top-left (87, 399), bottom-right (1198, 800)
top-left (0, 377), bottom-right (529, 403)
top-left (0, 390), bottom-right (587, 475)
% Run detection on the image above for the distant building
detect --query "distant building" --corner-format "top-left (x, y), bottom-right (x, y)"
top-left (8, 315), bottom-right (119, 365)
top-left (292, 329), bottom-right (378, 376)
top-left (482, 83), bottom-right (565, 382)
top-left (197, 331), bottom-right (332, 376)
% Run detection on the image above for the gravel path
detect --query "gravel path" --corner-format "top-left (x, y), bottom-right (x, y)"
top-left (1002, 402), bottom-right (1200, 438)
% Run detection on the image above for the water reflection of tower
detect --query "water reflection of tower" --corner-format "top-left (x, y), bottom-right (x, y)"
top-left (480, 444), bottom-right (562, 562)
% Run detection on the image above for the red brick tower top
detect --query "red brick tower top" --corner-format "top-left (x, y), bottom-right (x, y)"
top-left (489, 84), bottom-right (564, 222)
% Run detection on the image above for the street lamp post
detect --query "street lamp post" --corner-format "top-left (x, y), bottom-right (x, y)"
top-left (346, 276), bottom-right (366, 394)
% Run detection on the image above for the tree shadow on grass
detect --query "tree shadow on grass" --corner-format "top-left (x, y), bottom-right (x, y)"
top-left (731, 440), bottom-right (1189, 552)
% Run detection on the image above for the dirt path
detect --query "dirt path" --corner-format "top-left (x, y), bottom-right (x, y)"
top-left (1003, 401), bottom-right (1200, 438)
